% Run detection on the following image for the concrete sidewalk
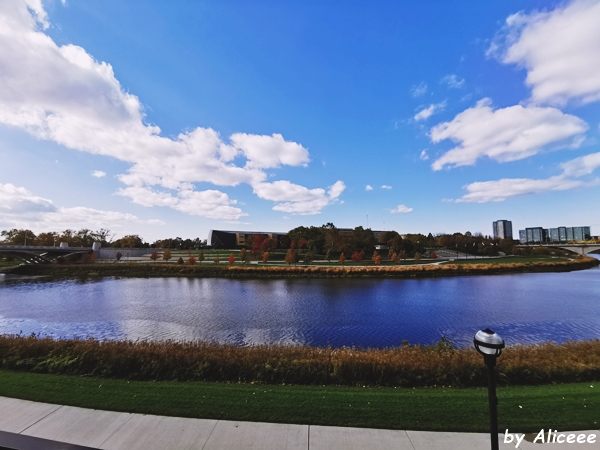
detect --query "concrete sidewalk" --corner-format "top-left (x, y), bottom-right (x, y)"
top-left (0, 397), bottom-right (597, 449)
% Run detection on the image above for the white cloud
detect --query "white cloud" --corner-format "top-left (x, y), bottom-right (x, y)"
top-left (489, 0), bottom-right (600, 106)
top-left (381, 185), bottom-right (392, 190)
top-left (0, 183), bottom-right (163, 230)
top-left (419, 150), bottom-right (429, 161)
top-left (414, 101), bottom-right (446, 122)
top-left (0, 183), bottom-right (56, 214)
top-left (91, 170), bottom-right (106, 178)
top-left (391, 204), bottom-right (413, 214)
top-left (365, 185), bottom-right (373, 191)
top-left (455, 151), bottom-right (600, 202)
top-left (411, 82), bottom-right (428, 97)
top-left (430, 98), bottom-right (588, 171)
top-left (252, 180), bottom-right (345, 215)
top-left (0, 2), bottom-right (340, 219)
top-left (441, 74), bottom-right (465, 89)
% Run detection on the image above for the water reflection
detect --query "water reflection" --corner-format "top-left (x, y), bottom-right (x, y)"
top-left (0, 260), bottom-right (598, 348)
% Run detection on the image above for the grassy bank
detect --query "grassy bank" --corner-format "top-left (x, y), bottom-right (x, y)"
top-left (0, 370), bottom-right (597, 432)
top-left (2, 336), bottom-right (599, 388)
top-left (2, 255), bottom-right (597, 279)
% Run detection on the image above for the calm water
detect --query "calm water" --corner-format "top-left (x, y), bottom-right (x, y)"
top-left (0, 259), bottom-right (599, 348)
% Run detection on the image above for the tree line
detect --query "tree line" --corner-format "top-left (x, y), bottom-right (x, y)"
top-left (0, 228), bottom-right (207, 249)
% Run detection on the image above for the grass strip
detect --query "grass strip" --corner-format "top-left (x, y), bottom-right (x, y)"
top-left (0, 370), bottom-right (597, 432)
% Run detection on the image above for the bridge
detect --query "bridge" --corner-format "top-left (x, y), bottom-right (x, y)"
top-left (517, 243), bottom-right (600, 255)
top-left (0, 245), bottom-right (93, 264)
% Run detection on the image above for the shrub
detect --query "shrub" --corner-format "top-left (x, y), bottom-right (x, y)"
top-left (187, 257), bottom-right (196, 265)
top-left (228, 253), bottom-right (235, 264)
top-left (338, 252), bottom-right (346, 264)
top-left (177, 257), bottom-right (184, 264)
top-left (150, 251), bottom-right (159, 262)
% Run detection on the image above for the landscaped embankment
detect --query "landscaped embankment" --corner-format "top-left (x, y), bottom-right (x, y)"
top-left (1, 255), bottom-right (598, 279)
top-left (1, 335), bottom-right (598, 387)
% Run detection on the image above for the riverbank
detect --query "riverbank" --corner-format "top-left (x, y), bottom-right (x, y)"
top-left (0, 370), bottom-right (597, 432)
top-left (1, 255), bottom-right (597, 279)
top-left (1, 335), bottom-right (598, 387)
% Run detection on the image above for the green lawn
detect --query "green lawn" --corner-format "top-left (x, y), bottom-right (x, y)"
top-left (0, 370), bottom-right (597, 432)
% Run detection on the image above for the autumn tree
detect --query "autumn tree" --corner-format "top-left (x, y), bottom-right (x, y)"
top-left (338, 252), bottom-right (346, 264)
top-left (351, 251), bottom-right (364, 262)
top-left (177, 256), bottom-right (184, 264)
top-left (239, 248), bottom-right (246, 263)
top-left (228, 253), bottom-right (235, 264)
top-left (414, 252), bottom-right (421, 263)
top-left (251, 234), bottom-right (267, 256)
top-left (374, 254), bottom-right (382, 265)
top-left (303, 252), bottom-right (313, 265)
top-left (162, 249), bottom-right (172, 262)
top-left (398, 250), bottom-right (407, 261)
top-left (372, 250), bottom-right (379, 263)
top-left (215, 255), bottom-right (221, 264)
top-left (187, 256), bottom-right (197, 265)
top-left (262, 251), bottom-right (269, 263)
top-left (197, 250), bottom-right (205, 262)
top-left (284, 248), bottom-right (297, 265)
top-left (259, 238), bottom-right (276, 253)
top-left (150, 251), bottom-right (159, 262)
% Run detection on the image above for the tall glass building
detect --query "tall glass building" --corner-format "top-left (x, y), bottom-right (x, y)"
top-left (493, 220), bottom-right (513, 239)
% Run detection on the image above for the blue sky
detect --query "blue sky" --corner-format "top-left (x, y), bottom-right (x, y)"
top-left (1, 0), bottom-right (599, 242)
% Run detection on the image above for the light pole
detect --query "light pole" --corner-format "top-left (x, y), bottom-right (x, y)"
top-left (474, 328), bottom-right (505, 450)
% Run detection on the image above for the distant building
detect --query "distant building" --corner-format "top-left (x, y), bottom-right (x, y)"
top-left (208, 230), bottom-right (290, 249)
top-left (493, 220), bottom-right (513, 240)
top-left (518, 225), bottom-right (591, 244)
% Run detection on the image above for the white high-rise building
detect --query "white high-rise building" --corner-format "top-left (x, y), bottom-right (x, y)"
top-left (493, 220), bottom-right (513, 240)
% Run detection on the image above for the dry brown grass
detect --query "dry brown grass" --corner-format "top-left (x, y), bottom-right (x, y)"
top-left (1, 335), bottom-right (598, 387)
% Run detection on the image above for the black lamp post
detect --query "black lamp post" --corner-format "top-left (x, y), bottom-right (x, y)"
top-left (474, 328), bottom-right (505, 450)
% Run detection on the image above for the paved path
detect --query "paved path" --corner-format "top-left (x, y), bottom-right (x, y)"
top-left (0, 397), bottom-right (597, 449)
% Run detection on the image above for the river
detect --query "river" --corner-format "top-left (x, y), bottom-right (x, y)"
top-left (0, 258), bottom-right (598, 348)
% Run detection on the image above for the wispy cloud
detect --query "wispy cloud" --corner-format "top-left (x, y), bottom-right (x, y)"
top-left (414, 101), bottom-right (446, 122)
top-left (391, 204), bottom-right (413, 213)
top-left (454, 151), bottom-right (600, 203)
top-left (0, 183), bottom-right (163, 230)
top-left (419, 150), bottom-right (429, 161)
top-left (441, 74), bottom-right (465, 89)
top-left (381, 185), bottom-right (392, 190)
top-left (411, 82), bottom-right (428, 97)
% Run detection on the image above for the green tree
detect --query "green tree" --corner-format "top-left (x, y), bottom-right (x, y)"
top-left (0, 229), bottom-right (36, 245)
top-left (197, 250), bottom-right (205, 262)
top-left (34, 232), bottom-right (58, 246)
top-left (325, 249), bottom-right (332, 262)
